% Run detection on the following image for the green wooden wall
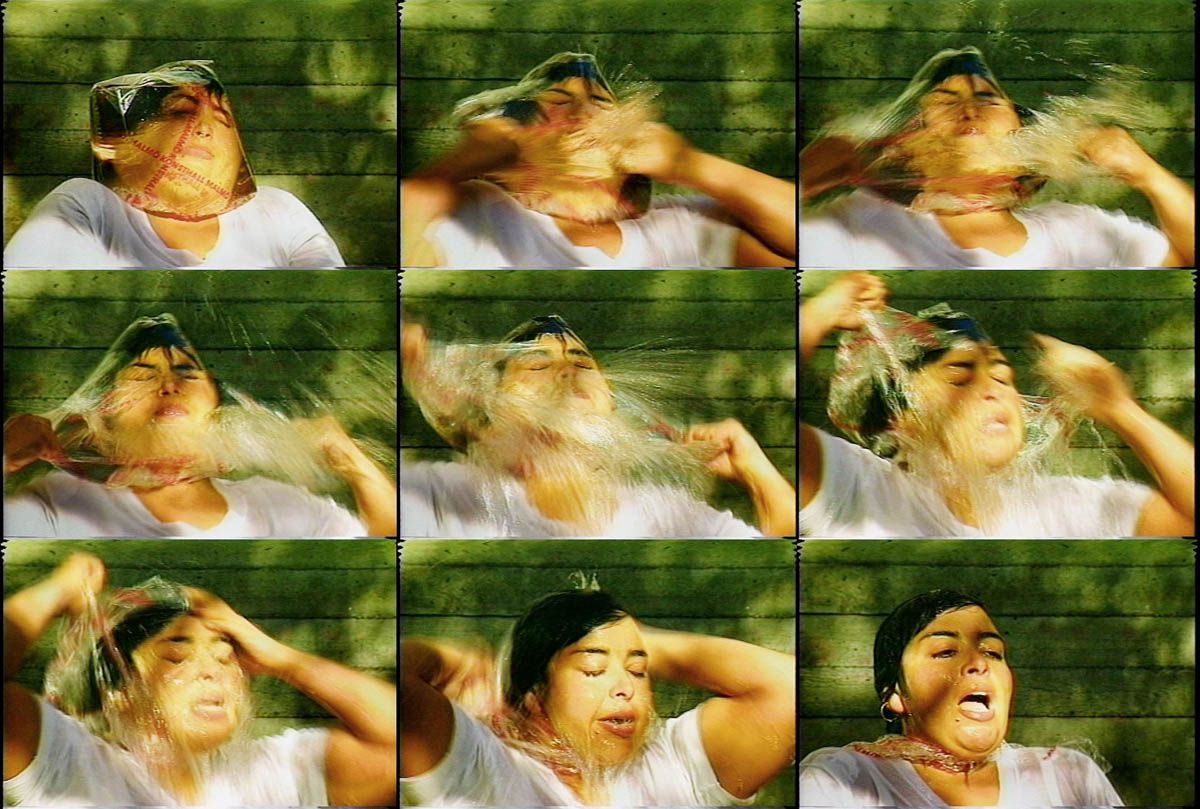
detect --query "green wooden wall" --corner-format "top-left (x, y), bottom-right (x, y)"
top-left (401, 0), bottom-right (796, 187)
top-left (799, 539), bottom-right (1195, 807)
top-left (402, 538), bottom-right (797, 806)
top-left (800, 270), bottom-right (1195, 486)
top-left (3, 269), bottom-right (398, 482)
top-left (2, 0), bottom-right (397, 268)
top-left (400, 269), bottom-right (796, 526)
top-left (4, 538), bottom-right (397, 739)
top-left (801, 0), bottom-right (1195, 223)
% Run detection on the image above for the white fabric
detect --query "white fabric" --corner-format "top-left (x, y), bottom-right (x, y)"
top-left (4, 470), bottom-right (367, 538)
top-left (401, 460), bottom-right (761, 538)
top-left (429, 179), bottom-right (741, 268)
top-left (402, 701), bottom-right (753, 807)
top-left (3, 698), bottom-right (330, 807)
top-left (801, 428), bottom-right (1152, 538)
top-left (798, 743), bottom-right (1122, 807)
top-left (799, 189), bottom-right (1170, 268)
top-left (4, 178), bottom-right (345, 268)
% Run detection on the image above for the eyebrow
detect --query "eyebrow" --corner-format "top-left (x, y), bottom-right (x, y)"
top-left (920, 630), bottom-right (1006, 645)
top-left (570, 647), bottom-right (649, 659)
top-left (128, 362), bottom-right (201, 372)
top-left (567, 348), bottom-right (593, 359)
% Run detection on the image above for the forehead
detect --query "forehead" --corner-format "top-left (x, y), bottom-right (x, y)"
top-left (559, 616), bottom-right (643, 655)
top-left (928, 74), bottom-right (1004, 96)
top-left (929, 342), bottom-right (1008, 364)
top-left (122, 346), bottom-right (200, 368)
top-left (147, 613), bottom-right (229, 644)
top-left (544, 76), bottom-right (614, 99)
top-left (913, 605), bottom-right (1001, 640)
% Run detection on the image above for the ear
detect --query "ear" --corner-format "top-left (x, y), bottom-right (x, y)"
top-left (91, 137), bottom-right (119, 162)
top-left (886, 689), bottom-right (907, 717)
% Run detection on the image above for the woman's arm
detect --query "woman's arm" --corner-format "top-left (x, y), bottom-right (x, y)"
top-left (682, 419), bottom-right (796, 536)
top-left (641, 625), bottom-right (795, 799)
top-left (401, 119), bottom-right (522, 267)
top-left (799, 272), bottom-right (889, 507)
top-left (616, 123), bottom-right (796, 263)
top-left (188, 588), bottom-right (397, 806)
top-left (1082, 127), bottom-right (1195, 267)
top-left (303, 416), bottom-right (397, 536)
top-left (1033, 333), bottom-right (1194, 536)
top-left (4, 553), bottom-right (107, 779)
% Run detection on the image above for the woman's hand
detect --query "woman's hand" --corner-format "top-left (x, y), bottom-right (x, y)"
top-left (806, 271), bottom-right (889, 333)
top-left (402, 322), bottom-right (430, 385)
top-left (1080, 127), bottom-right (1163, 189)
top-left (614, 122), bottom-right (697, 184)
top-left (1032, 333), bottom-right (1134, 427)
top-left (299, 416), bottom-right (383, 482)
top-left (185, 587), bottom-right (291, 677)
top-left (801, 136), bottom-right (865, 200)
top-left (48, 552), bottom-right (108, 620)
top-left (4, 414), bottom-right (67, 474)
top-left (683, 419), bottom-right (774, 485)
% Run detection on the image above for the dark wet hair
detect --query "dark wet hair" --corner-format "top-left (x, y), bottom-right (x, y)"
top-left (104, 313), bottom-right (234, 407)
top-left (91, 61), bottom-right (228, 139)
top-left (874, 589), bottom-right (989, 733)
top-left (506, 590), bottom-right (630, 710)
top-left (856, 314), bottom-right (993, 455)
top-left (80, 591), bottom-right (191, 713)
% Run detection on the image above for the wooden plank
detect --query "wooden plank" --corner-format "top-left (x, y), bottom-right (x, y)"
top-left (3, 84), bottom-right (397, 132)
top-left (801, 614), bottom-right (1195, 668)
top-left (401, 32), bottom-right (795, 82)
top-left (5, 0), bottom-right (397, 40)
top-left (403, 0), bottom-right (795, 34)
top-left (3, 538), bottom-right (397, 570)
top-left (6, 130), bottom-right (397, 176)
top-left (402, 268), bottom-right (795, 302)
top-left (799, 269), bottom-right (1194, 302)
top-left (4, 42), bottom-right (397, 86)
top-left (400, 537), bottom-right (794, 569)
top-left (3, 301), bottom-right (397, 350)
top-left (801, 665), bottom-right (1193, 717)
top-left (799, 538), bottom-right (1191, 567)
top-left (799, 563), bottom-right (1195, 616)
top-left (800, 31), bottom-right (1196, 81)
top-left (3, 268), bottom-right (395, 302)
top-left (801, 0), bottom-right (1195, 33)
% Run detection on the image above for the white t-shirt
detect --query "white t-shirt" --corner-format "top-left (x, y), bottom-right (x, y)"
top-left (799, 189), bottom-right (1170, 268)
top-left (402, 702), bottom-right (753, 807)
top-left (4, 470), bottom-right (367, 538)
top-left (4, 178), bottom-right (345, 268)
top-left (3, 699), bottom-right (330, 807)
top-left (801, 428), bottom-right (1152, 538)
top-left (429, 180), bottom-right (741, 268)
top-left (798, 743), bottom-right (1122, 808)
top-left (401, 460), bottom-right (761, 538)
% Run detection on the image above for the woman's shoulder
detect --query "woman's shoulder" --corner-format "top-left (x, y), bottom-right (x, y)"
top-left (800, 744), bottom-right (877, 772)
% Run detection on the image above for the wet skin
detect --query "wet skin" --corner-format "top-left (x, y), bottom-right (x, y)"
top-left (888, 605), bottom-right (1013, 761)
top-left (539, 616), bottom-right (654, 768)
top-left (105, 347), bottom-right (220, 434)
top-left (499, 333), bottom-right (615, 416)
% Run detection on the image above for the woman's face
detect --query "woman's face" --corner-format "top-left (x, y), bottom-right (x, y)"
top-left (532, 76), bottom-right (616, 126)
top-left (894, 343), bottom-right (1026, 471)
top-left (539, 616), bottom-right (655, 768)
top-left (904, 74), bottom-right (1023, 177)
top-left (101, 85), bottom-right (245, 213)
top-left (103, 347), bottom-right (220, 436)
top-left (889, 605), bottom-right (1013, 760)
top-left (129, 615), bottom-right (249, 754)
top-left (499, 334), bottom-right (615, 416)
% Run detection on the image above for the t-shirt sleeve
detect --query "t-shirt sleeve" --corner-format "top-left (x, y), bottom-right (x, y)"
top-left (660, 706), bottom-right (757, 806)
top-left (2, 491), bottom-right (60, 538)
top-left (798, 749), bottom-right (866, 807)
top-left (1046, 203), bottom-right (1171, 268)
top-left (1053, 475), bottom-right (1154, 538)
top-left (799, 212), bottom-right (854, 268)
top-left (3, 180), bottom-right (122, 269)
top-left (400, 702), bottom-right (527, 806)
top-left (310, 495), bottom-right (370, 537)
top-left (1046, 746), bottom-right (1124, 807)
top-left (647, 195), bottom-right (741, 267)
top-left (800, 428), bottom-right (886, 537)
top-left (250, 728), bottom-right (331, 806)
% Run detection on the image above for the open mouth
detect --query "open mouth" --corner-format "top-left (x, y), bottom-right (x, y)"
top-left (182, 145), bottom-right (215, 160)
top-left (191, 697), bottom-right (228, 720)
top-left (597, 713), bottom-right (637, 739)
top-left (958, 692), bottom-right (994, 720)
top-left (155, 404), bottom-right (189, 418)
top-left (980, 414), bottom-right (1010, 435)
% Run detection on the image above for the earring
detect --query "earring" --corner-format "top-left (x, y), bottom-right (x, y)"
top-left (880, 701), bottom-right (898, 722)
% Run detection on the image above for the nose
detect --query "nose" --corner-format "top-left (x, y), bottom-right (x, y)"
top-left (963, 648), bottom-right (991, 675)
top-left (194, 108), bottom-right (215, 138)
top-left (158, 375), bottom-right (181, 396)
top-left (611, 669), bottom-right (635, 700)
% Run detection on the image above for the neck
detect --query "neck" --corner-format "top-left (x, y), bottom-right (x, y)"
top-left (147, 214), bottom-right (221, 257)
top-left (519, 464), bottom-right (618, 531)
top-left (133, 477), bottom-right (228, 529)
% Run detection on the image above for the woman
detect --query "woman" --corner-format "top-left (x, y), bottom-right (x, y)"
top-left (4, 314), bottom-right (396, 537)
top-left (4, 60), bottom-right (344, 268)
top-left (800, 272), bottom-right (1194, 537)
top-left (3, 552), bottom-right (396, 806)
top-left (799, 589), bottom-right (1122, 807)
top-left (402, 588), bottom-right (795, 805)
top-left (799, 47), bottom-right (1193, 268)
top-left (402, 315), bottom-right (796, 537)
top-left (402, 52), bottom-right (795, 268)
